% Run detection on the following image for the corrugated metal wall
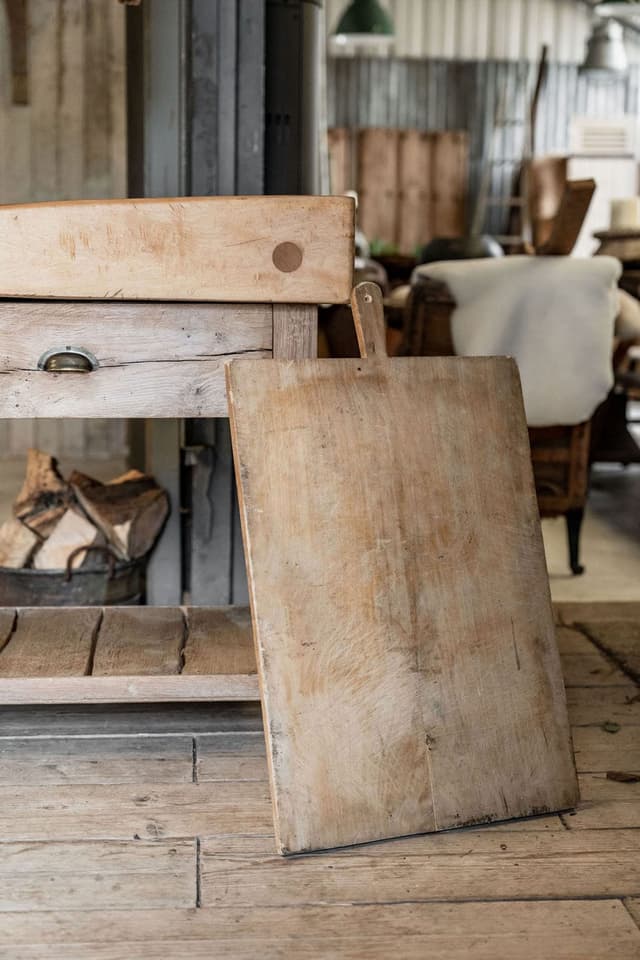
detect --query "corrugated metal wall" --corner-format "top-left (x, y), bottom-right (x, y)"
top-left (328, 57), bottom-right (640, 233)
top-left (326, 0), bottom-right (640, 65)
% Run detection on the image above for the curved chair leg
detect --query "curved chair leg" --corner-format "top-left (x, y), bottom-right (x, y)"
top-left (566, 507), bottom-right (585, 575)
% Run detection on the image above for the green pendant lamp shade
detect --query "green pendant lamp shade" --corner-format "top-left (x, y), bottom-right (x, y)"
top-left (335, 0), bottom-right (393, 36)
top-left (331, 0), bottom-right (394, 56)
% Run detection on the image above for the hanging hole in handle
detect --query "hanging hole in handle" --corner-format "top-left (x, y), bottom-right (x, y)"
top-left (38, 346), bottom-right (98, 373)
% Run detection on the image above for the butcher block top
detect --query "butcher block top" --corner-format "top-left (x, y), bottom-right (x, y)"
top-left (0, 196), bottom-right (355, 303)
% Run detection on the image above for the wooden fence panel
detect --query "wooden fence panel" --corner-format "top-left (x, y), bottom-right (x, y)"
top-left (432, 130), bottom-right (469, 238)
top-left (397, 130), bottom-right (433, 256)
top-left (357, 128), bottom-right (399, 249)
top-left (327, 127), bottom-right (353, 196)
top-left (328, 127), bottom-right (469, 254)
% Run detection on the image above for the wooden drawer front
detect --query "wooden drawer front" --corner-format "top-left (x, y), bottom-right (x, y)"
top-left (0, 301), bottom-right (272, 419)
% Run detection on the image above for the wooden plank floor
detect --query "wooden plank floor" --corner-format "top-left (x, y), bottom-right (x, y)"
top-left (0, 602), bottom-right (638, 957)
top-left (0, 606), bottom-right (260, 703)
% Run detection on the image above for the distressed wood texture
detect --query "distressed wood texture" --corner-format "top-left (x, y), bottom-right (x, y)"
top-left (0, 608), bottom-right (100, 678)
top-left (0, 300), bottom-right (272, 419)
top-left (0, 840), bottom-right (197, 912)
top-left (227, 356), bottom-right (577, 854)
top-left (272, 305), bottom-right (318, 360)
top-left (351, 281), bottom-right (386, 358)
top-left (0, 606), bottom-right (259, 704)
top-left (0, 901), bottom-right (637, 959)
top-left (0, 675), bottom-right (260, 705)
top-left (183, 607), bottom-right (257, 676)
top-left (92, 608), bottom-right (185, 677)
top-left (574, 620), bottom-right (640, 685)
top-left (201, 829), bottom-right (640, 905)
top-left (0, 781), bottom-right (272, 841)
top-left (0, 196), bottom-right (354, 303)
top-left (0, 735), bottom-right (195, 785)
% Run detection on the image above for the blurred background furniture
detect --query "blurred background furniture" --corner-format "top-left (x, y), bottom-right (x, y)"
top-left (590, 227), bottom-right (640, 465)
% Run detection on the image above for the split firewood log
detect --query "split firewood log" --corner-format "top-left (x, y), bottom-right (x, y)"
top-left (0, 517), bottom-right (39, 568)
top-left (13, 449), bottom-right (74, 537)
top-left (33, 508), bottom-right (102, 571)
top-left (71, 471), bottom-right (169, 560)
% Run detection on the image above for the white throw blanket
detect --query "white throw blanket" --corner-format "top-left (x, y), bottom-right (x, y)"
top-left (415, 256), bottom-right (622, 427)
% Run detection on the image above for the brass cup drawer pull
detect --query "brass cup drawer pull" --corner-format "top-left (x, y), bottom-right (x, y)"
top-left (38, 347), bottom-right (98, 374)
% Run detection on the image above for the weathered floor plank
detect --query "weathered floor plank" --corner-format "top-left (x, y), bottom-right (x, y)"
top-left (92, 607), bottom-right (185, 676)
top-left (556, 627), bottom-right (594, 655)
top-left (566, 686), bottom-right (640, 726)
top-left (0, 736), bottom-right (195, 785)
top-left (560, 645), bottom-right (634, 688)
top-left (0, 674), bottom-right (260, 704)
top-left (0, 608), bottom-right (100, 677)
top-left (196, 733), bottom-right (267, 782)
top-left (201, 829), bottom-right (640, 906)
top-left (572, 725), bottom-right (640, 773)
top-left (0, 840), bottom-right (195, 911)
top-left (0, 901), bottom-right (637, 960)
top-left (183, 607), bottom-right (256, 676)
top-left (575, 620), bottom-right (640, 684)
top-left (0, 782), bottom-right (273, 840)
top-left (563, 774), bottom-right (640, 830)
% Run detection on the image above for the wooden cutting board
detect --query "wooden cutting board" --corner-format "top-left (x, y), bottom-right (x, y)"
top-left (226, 354), bottom-right (578, 855)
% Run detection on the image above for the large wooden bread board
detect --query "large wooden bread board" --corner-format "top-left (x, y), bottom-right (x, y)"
top-left (226, 356), bottom-right (578, 854)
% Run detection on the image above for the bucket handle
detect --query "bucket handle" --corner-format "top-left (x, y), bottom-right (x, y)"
top-left (65, 545), bottom-right (120, 582)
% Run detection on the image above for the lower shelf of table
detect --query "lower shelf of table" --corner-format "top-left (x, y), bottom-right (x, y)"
top-left (0, 605), bottom-right (260, 704)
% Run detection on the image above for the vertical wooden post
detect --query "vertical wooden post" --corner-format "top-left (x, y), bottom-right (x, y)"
top-left (186, 0), bottom-right (266, 606)
top-left (272, 305), bottom-right (319, 360)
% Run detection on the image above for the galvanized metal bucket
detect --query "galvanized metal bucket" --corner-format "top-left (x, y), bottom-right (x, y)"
top-left (0, 545), bottom-right (146, 607)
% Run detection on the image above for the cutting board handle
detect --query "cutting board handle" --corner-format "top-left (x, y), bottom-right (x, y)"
top-left (351, 282), bottom-right (387, 359)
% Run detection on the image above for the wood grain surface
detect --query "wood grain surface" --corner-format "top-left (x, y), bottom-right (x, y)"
top-left (227, 356), bottom-right (577, 853)
top-left (0, 902), bottom-right (636, 960)
top-left (0, 196), bottom-right (354, 303)
top-left (0, 606), bottom-right (260, 704)
top-left (92, 608), bottom-right (185, 677)
top-left (0, 300), bottom-right (272, 419)
top-left (0, 608), bottom-right (100, 678)
top-left (183, 607), bottom-right (257, 676)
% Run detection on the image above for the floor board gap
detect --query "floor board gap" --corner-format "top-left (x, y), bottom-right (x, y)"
top-left (196, 837), bottom-right (202, 909)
